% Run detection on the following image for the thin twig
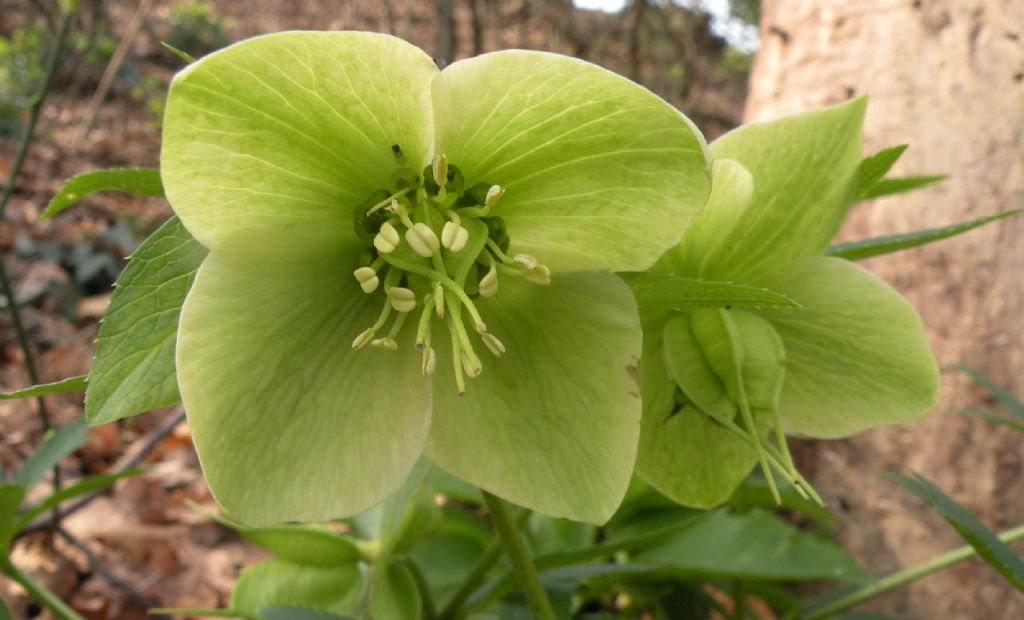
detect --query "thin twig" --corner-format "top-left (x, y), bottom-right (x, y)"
top-left (72, 0), bottom-right (155, 147)
top-left (57, 527), bottom-right (169, 619)
top-left (1, 2), bottom-right (77, 538)
top-left (17, 407), bottom-right (186, 539)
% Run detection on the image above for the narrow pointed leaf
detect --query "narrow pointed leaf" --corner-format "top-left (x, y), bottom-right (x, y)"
top-left (15, 468), bottom-right (145, 530)
top-left (0, 485), bottom-right (26, 550)
top-left (261, 608), bottom-right (352, 620)
top-left (887, 472), bottom-right (1024, 593)
top-left (623, 273), bottom-right (798, 312)
top-left (951, 363), bottom-right (1024, 421)
top-left (854, 145), bottom-right (907, 198)
top-left (41, 168), bottom-right (164, 220)
top-left (14, 417), bottom-right (88, 492)
top-left (826, 210), bottom-right (1020, 261)
top-left (860, 175), bottom-right (948, 200)
top-left (959, 408), bottom-right (1024, 434)
top-left (85, 216), bottom-right (208, 425)
top-left (0, 375), bottom-right (86, 400)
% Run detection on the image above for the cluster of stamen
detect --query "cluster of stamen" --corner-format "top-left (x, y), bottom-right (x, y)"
top-left (350, 154), bottom-right (550, 394)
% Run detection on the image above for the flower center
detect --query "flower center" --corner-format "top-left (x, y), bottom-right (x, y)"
top-left (350, 154), bottom-right (550, 394)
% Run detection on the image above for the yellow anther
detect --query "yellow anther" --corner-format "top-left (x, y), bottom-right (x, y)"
top-left (523, 263), bottom-right (551, 286)
top-left (432, 154), bottom-right (448, 187)
top-left (353, 266), bottom-right (379, 294)
top-left (370, 338), bottom-right (398, 350)
top-left (478, 265), bottom-right (498, 298)
top-left (405, 223), bottom-right (440, 258)
top-left (485, 184), bottom-right (504, 208)
top-left (481, 332), bottom-right (505, 357)
top-left (373, 222), bottom-right (401, 254)
top-left (389, 287), bottom-right (417, 313)
top-left (421, 346), bottom-right (437, 375)
top-left (441, 221), bottom-right (469, 252)
top-left (352, 328), bottom-right (375, 350)
top-left (513, 254), bottom-right (538, 270)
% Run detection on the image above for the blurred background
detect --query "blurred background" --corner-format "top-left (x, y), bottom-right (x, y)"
top-left (1, 0), bottom-right (1021, 618)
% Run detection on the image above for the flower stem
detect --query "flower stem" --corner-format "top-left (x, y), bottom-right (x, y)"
top-left (801, 522), bottom-right (1024, 619)
top-left (481, 492), bottom-right (555, 620)
top-left (2, 561), bottom-right (86, 620)
top-left (438, 508), bottom-right (529, 619)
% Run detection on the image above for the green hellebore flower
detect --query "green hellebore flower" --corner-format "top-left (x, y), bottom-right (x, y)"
top-left (634, 97), bottom-right (940, 507)
top-left (160, 31), bottom-right (712, 525)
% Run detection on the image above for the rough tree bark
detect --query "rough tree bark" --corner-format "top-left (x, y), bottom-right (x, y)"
top-left (746, 1), bottom-right (1024, 618)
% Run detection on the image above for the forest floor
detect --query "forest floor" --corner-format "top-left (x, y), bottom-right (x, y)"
top-left (0, 1), bottom-right (746, 618)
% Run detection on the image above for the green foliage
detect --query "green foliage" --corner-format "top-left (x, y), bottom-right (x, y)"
top-left (0, 25), bottom-right (48, 135)
top-left (0, 375), bottom-right (87, 400)
top-left (13, 417), bottom-right (87, 492)
top-left (826, 210), bottom-right (1021, 261)
top-left (85, 216), bottom-right (208, 425)
top-left (42, 168), bottom-right (164, 220)
top-left (636, 509), bottom-right (867, 582)
top-left (861, 175), bottom-right (948, 200)
top-left (888, 472), bottom-right (1024, 593)
top-left (166, 0), bottom-right (229, 58)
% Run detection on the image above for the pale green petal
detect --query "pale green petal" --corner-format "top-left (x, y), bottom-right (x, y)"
top-left (634, 313), bottom-right (758, 508)
top-left (162, 31), bottom-right (437, 252)
top-left (703, 98), bottom-right (866, 280)
top-left (432, 50), bottom-right (711, 272)
top-left (752, 257), bottom-right (939, 438)
top-left (658, 159), bottom-right (754, 277)
top-left (177, 245), bottom-right (431, 525)
top-left (424, 272), bottom-right (642, 524)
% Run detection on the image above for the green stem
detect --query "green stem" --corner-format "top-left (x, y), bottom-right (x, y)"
top-left (481, 492), bottom-right (555, 620)
top-left (438, 508), bottom-right (529, 620)
top-left (3, 562), bottom-right (86, 620)
top-left (802, 523), bottom-right (1024, 619)
top-left (0, 2), bottom-right (76, 536)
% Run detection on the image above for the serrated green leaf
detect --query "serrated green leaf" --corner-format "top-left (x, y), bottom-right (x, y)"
top-left (41, 168), bottom-right (164, 220)
top-left (622, 273), bottom-right (798, 312)
top-left (14, 417), bottom-right (88, 492)
top-left (888, 472), bottom-right (1024, 593)
top-left (826, 210), bottom-right (1020, 261)
top-left (0, 375), bottom-right (86, 400)
top-left (85, 216), bottom-right (208, 425)
top-left (951, 364), bottom-right (1024, 421)
top-left (15, 468), bottom-right (146, 531)
top-left (854, 145), bottom-right (908, 198)
top-left (860, 175), bottom-right (948, 200)
top-left (636, 509), bottom-right (867, 582)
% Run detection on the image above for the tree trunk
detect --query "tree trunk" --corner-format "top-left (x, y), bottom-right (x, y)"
top-left (747, 1), bottom-right (1024, 618)
top-left (436, 0), bottom-right (457, 65)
